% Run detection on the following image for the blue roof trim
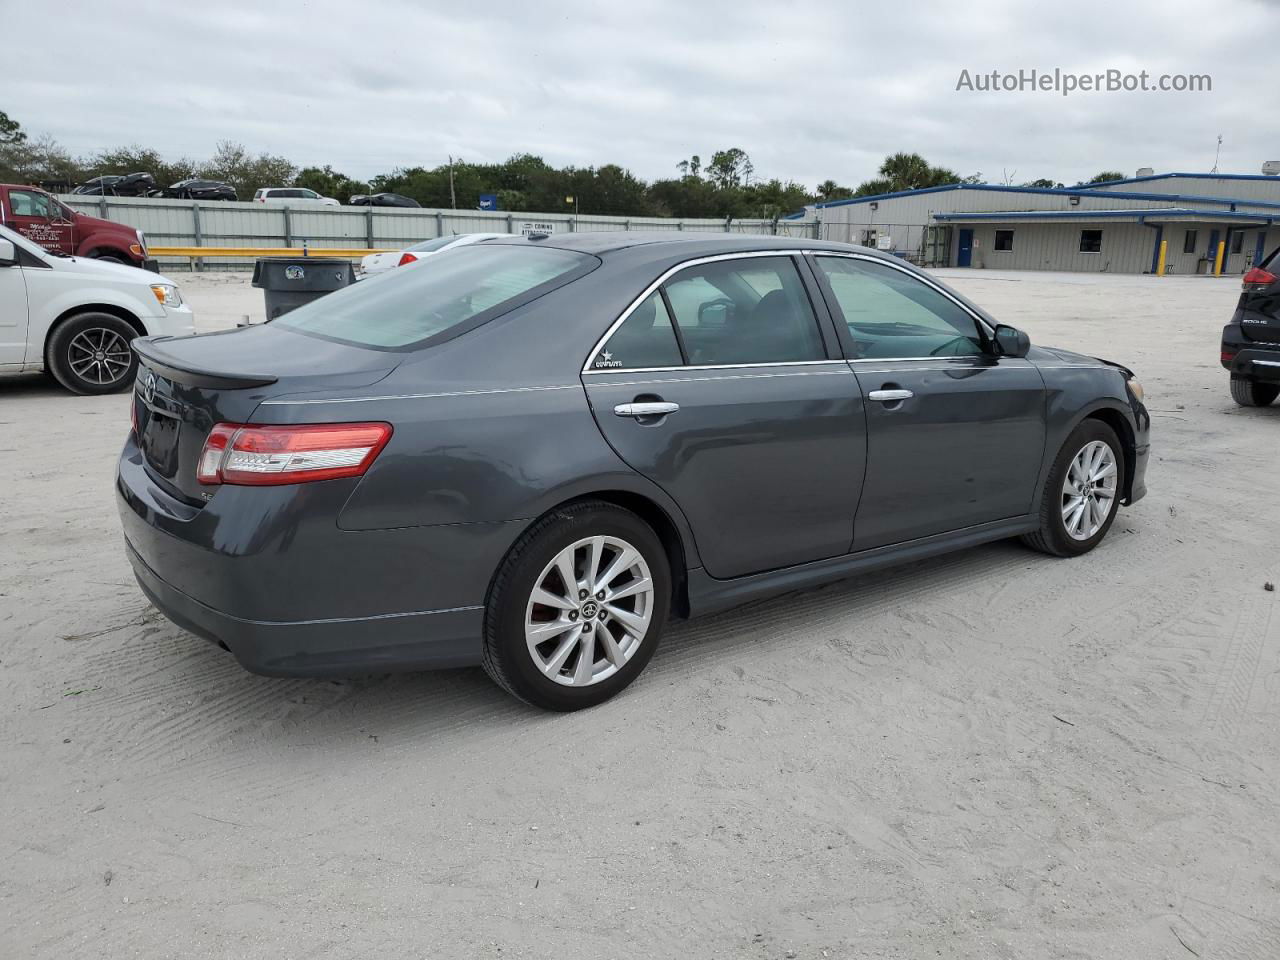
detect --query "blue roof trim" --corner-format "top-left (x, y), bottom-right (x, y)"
top-left (811, 180), bottom-right (1280, 212)
top-left (932, 208), bottom-right (1275, 223)
top-left (1082, 171), bottom-right (1280, 187)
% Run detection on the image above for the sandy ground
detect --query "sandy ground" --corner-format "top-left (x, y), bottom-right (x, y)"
top-left (2, 268), bottom-right (1279, 959)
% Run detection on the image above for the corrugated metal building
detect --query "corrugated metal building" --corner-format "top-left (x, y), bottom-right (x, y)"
top-left (806, 172), bottom-right (1280, 275)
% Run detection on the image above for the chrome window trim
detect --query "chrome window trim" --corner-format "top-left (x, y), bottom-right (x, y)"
top-left (581, 250), bottom-right (819, 375)
top-left (583, 367), bottom-right (853, 389)
top-left (802, 250), bottom-right (997, 340)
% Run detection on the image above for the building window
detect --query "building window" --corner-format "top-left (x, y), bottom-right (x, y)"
top-left (1231, 231), bottom-right (1244, 255)
top-left (994, 230), bottom-right (1014, 251)
top-left (1183, 229), bottom-right (1198, 254)
top-left (1079, 230), bottom-right (1103, 253)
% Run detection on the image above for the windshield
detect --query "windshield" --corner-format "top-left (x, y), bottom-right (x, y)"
top-left (278, 244), bottom-right (593, 349)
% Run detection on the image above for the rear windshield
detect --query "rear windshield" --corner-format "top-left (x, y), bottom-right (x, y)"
top-left (277, 244), bottom-right (592, 349)
top-left (407, 235), bottom-right (465, 253)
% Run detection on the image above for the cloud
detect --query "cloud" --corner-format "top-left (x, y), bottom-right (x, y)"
top-left (7, 0), bottom-right (1275, 188)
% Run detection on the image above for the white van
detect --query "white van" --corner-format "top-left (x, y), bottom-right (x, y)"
top-left (253, 187), bottom-right (340, 207)
top-left (0, 225), bottom-right (195, 394)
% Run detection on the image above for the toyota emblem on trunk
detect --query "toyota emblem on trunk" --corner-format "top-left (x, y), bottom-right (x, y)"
top-left (142, 371), bottom-right (156, 404)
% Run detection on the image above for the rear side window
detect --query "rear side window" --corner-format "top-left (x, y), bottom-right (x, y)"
top-left (594, 292), bottom-right (682, 370)
top-left (278, 245), bottom-right (592, 349)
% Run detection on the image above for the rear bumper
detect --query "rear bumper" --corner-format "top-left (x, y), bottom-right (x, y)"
top-left (115, 436), bottom-right (519, 676)
top-left (125, 539), bottom-right (483, 676)
top-left (1222, 324), bottom-right (1280, 381)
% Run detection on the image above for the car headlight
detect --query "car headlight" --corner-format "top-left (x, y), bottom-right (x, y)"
top-left (150, 283), bottom-right (182, 307)
top-left (1126, 377), bottom-right (1145, 404)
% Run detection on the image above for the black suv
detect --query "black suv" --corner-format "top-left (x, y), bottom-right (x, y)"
top-left (1222, 251), bottom-right (1280, 407)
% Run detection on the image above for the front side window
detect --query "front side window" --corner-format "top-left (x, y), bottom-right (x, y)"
top-left (1080, 230), bottom-right (1103, 253)
top-left (994, 230), bottom-right (1014, 251)
top-left (278, 245), bottom-right (591, 349)
top-left (815, 256), bottom-right (985, 360)
top-left (661, 256), bottom-right (824, 365)
top-left (594, 292), bottom-right (683, 370)
top-left (9, 190), bottom-right (54, 218)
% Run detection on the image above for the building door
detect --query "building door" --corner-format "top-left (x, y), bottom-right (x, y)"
top-left (956, 228), bottom-right (973, 267)
top-left (1207, 229), bottom-right (1221, 270)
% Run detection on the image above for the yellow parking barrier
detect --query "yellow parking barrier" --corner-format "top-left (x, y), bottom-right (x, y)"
top-left (1156, 240), bottom-right (1167, 276)
top-left (1213, 240), bottom-right (1225, 276)
top-left (150, 246), bottom-right (395, 260)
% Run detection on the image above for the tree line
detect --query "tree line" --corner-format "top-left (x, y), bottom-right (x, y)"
top-left (0, 109), bottom-right (1125, 218)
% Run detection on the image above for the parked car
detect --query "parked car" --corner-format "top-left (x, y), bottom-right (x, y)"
top-left (1221, 251), bottom-right (1280, 406)
top-left (253, 187), bottom-right (340, 207)
top-left (348, 193), bottom-right (421, 208)
top-left (0, 224), bottom-right (193, 394)
top-left (164, 179), bottom-right (237, 201)
top-left (118, 233), bottom-right (1149, 710)
top-left (358, 233), bottom-right (508, 277)
top-left (0, 183), bottom-right (154, 268)
top-left (74, 172), bottom-right (158, 197)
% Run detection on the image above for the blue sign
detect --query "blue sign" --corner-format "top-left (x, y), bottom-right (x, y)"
top-left (478, 194), bottom-right (499, 211)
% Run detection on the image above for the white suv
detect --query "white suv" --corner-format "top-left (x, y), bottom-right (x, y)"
top-left (0, 225), bottom-right (195, 395)
top-left (253, 187), bottom-right (340, 206)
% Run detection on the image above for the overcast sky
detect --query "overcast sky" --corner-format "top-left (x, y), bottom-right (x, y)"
top-left (7, 0), bottom-right (1276, 189)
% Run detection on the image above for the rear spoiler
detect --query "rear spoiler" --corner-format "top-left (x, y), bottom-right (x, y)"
top-left (133, 336), bottom-right (278, 389)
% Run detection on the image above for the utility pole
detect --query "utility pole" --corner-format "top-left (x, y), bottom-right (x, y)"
top-left (448, 155), bottom-right (457, 209)
top-left (1211, 135), bottom-right (1223, 174)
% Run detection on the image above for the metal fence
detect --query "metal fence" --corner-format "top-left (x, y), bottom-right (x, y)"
top-left (814, 220), bottom-right (950, 267)
top-left (59, 194), bottom-right (822, 270)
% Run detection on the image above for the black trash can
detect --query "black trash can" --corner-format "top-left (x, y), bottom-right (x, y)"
top-left (252, 257), bottom-right (355, 321)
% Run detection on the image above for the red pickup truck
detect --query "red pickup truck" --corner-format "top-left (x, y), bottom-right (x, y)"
top-left (0, 184), bottom-right (154, 269)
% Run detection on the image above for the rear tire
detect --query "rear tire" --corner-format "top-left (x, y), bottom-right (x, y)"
top-left (46, 312), bottom-right (140, 395)
top-left (1021, 419), bottom-right (1124, 558)
top-left (1230, 376), bottom-right (1280, 407)
top-left (482, 500), bottom-right (671, 711)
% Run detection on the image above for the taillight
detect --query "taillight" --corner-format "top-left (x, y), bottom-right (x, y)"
top-left (197, 422), bottom-right (392, 486)
top-left (1242, 266), bottom-right (1276, 290)
top-left (130, 395), bottom-right (138, 437)
top-left (398, 252), bottom-right (419, 266)
top-left (1221, 348), bottom-right (1238, 364)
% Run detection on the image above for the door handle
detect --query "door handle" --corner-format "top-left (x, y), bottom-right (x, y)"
top-left (614, 401), bottom-right (680, 418)
top-left (868, 389), bottom-right (913, 402)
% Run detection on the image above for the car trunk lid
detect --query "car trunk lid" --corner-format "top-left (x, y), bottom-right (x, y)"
top-left (133, 324), bottom-right (401, 503)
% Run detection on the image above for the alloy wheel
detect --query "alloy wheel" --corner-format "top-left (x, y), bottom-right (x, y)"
top-left (1060, 439), bottom-right (1118, 540)
top-left (524, 535), bottom-right (654, 687)
top-left (67, 327), bottom-right (132, 386)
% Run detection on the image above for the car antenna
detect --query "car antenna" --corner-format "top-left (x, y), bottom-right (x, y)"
top-left (526, 232), bottom-right (549, 241)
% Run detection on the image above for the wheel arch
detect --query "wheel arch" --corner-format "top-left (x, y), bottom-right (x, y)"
top-left (44, 304), bottom-right (147, 366)
top-left (505, 490), bottom-right (694, 619)
top-left (1079, 403), bottom-right (1137, 503)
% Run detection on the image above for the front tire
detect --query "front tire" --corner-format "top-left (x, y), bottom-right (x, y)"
top-left (1022, 420), bottom-right (1124, 557)
top-left (482, 501), bottom-right (671, 711)
top-left (91, 253), bottom-right (127, 265)
top-left (1230, 376), bottom-right (1279, 407)
top-left (46, 313), bottom-right (139, 395)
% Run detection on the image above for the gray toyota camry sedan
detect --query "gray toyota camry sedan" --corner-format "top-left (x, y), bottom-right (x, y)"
top-left (117, 233), bottom-right (1150, 710)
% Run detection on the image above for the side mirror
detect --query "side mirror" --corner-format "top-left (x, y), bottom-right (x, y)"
top-left (993, 323), bottom-right (1030, 358)
top-left (0, 239), bottom-right (15, 265)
